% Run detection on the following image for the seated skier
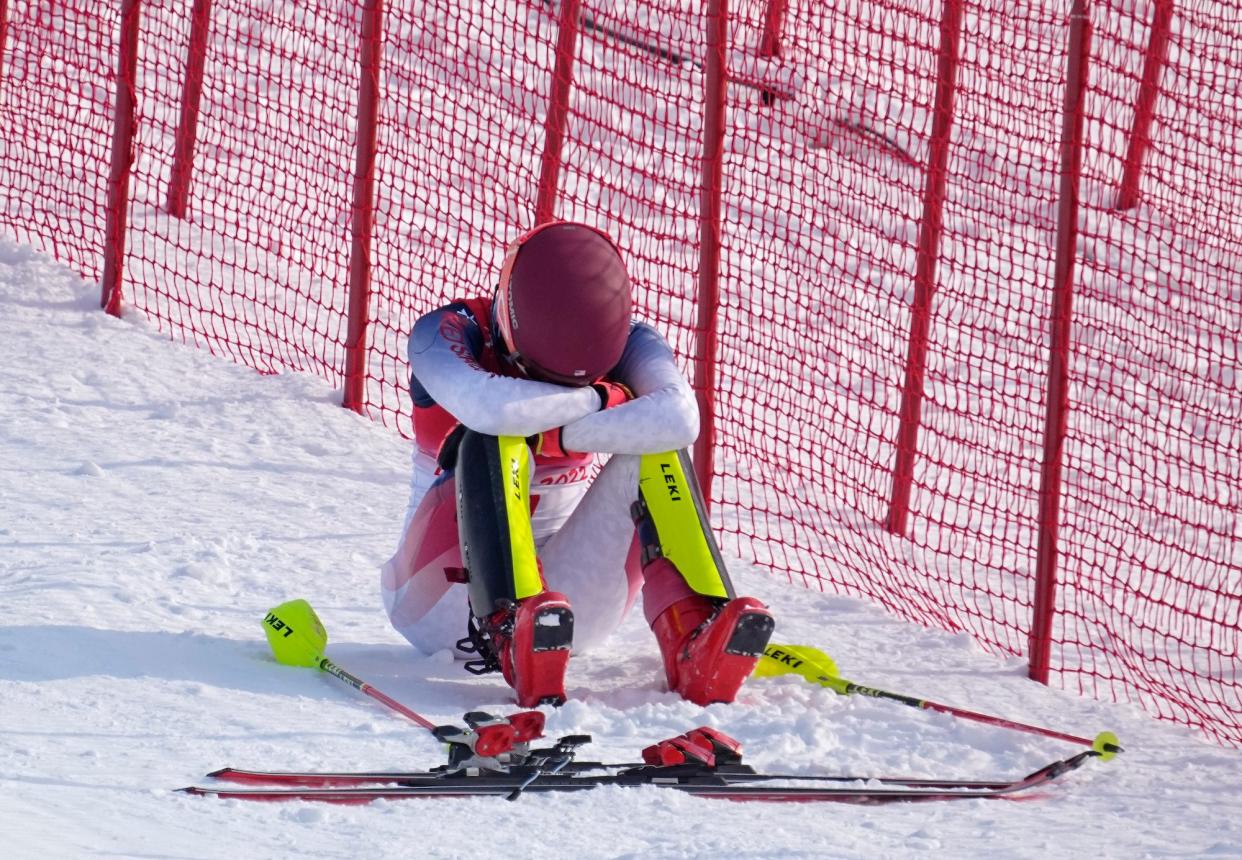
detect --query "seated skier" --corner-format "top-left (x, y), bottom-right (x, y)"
top-left (381, 221), bottom-right (775, 707)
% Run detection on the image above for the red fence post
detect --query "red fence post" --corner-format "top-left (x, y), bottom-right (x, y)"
top-left (758, 0), bottom-right (787, 57)
top-left (343, 0), bottom-right (384, 414)
top-left (757, 0), bottom-right (788, 105)
top-left (692, 0), bottom-right (729, 508)
top-left (100, 0), bottom-right (142, 316)
top-left (165, 0), bottom-right (213, 218)
top-left (0, 0), bottom-right (10, 91)
top-left (884, 0), bottom-right (965, 535)
top-left (1114, 0), bottom-right (1173, 211)
top-left (1029, 0), bottom-right (1092, 685)
top-left (534, 0), bottom-right (583, 225)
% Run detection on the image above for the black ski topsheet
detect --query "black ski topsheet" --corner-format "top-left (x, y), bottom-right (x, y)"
top-left (182, 750), bottom-right (1098, 804)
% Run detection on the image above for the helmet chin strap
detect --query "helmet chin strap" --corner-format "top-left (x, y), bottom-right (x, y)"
top-left (491, 307), bottom-right (541, 381)
top-left (489, 296), bottom-right (521, 369)
top-left (489, 298), bottom-right (567, 385)
top-left (486, 288), bottom-right (503, 352)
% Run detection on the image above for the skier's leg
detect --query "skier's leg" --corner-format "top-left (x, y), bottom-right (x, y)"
top-left (542, 447), bottom-right (773, 703)
top-left (454, 429), bottom-right (572, 707)
top-left (381, 473), bottom-right (470, 655)
top-left (633, 449), bottom-right (775, 705)
top-left (539, 454), bottom-right (646, 653)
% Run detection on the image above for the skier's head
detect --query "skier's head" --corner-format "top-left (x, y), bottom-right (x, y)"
top-left (494, 221), bottom-right (632, 387)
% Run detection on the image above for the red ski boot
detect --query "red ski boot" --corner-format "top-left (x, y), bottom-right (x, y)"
top-left (483, 591), bottom-right (574, 708)
top-left (650, 594), bottom-right (775, 705)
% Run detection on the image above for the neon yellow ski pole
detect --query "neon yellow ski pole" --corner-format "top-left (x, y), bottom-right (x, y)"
top-left (262, 599), bottom-right (543, 755)
top-left (754, 644), bottom-right (1122, 759)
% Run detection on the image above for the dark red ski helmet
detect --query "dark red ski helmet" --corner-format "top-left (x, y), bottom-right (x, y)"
top-left (494, 221), bottom-right (632, 386)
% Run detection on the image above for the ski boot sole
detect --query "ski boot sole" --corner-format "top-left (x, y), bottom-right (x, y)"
top-left (724, 610), bottom-right (775, 657)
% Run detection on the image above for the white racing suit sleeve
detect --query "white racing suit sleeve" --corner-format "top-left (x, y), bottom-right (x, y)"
top-left (560, 323), bottom-right (700, 454)
top-left (407, 309), bottom-right (600, 436)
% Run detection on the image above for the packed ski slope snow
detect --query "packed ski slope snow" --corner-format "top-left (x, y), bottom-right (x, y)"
top-left (2, 241), bottom-right (1240, 858)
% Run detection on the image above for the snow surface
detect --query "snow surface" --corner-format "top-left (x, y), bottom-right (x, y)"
top-left (2, 240), bottom-right (1241, 858)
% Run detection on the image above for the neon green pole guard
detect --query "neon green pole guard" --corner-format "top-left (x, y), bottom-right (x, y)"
top-left (262, 598), bottom-right (328, 668)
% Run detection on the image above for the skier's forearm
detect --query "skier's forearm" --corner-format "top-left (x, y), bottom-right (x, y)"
top-left (561, 324), bottom-right (699, 454)
top-left (408, 312), bottom-right (599, 435)
top-left (432, 373), bottom-right (598, 437)
top-left (560, 384), bottom-right (698, 454)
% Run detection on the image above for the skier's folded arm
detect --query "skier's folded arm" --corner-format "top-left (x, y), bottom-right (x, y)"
top-left (407, 310), bottom-right (600, 437)
top-left (560, 379), bottom-right (698, 454)
top-left (559, 322), bottom-right (699, 455)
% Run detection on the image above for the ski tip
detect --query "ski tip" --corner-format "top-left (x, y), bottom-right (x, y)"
top-left (177, 786), bottom-right (211, 796)
top-left (1092, 731), bottom-right (1123, 761)
top-left (205, 768), bottom-right (231, 779)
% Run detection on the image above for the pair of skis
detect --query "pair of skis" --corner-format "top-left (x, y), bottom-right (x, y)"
top-left (180, 722), bottom-right (1106, 805)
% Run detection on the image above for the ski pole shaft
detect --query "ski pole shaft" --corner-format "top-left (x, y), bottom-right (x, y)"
top-left (316, 656), bottom-right (543, 758)
top-left (316, 657), bottom-right (436, 731)
top-left (844, 682), bottom-right (1095, 747)
top-left (756, 644), bottom-right (1122, 757)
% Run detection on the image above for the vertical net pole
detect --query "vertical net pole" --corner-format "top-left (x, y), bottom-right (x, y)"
top-left (692, 0), bottom-right (728, 508)
top-left (1030, 0), bottom-right (1092, 685)
top-left (1114, 0), bottom-right (1173, 211)
top-left (884, 0), bottom-right (965, 535)
top-left (0, 0), bottom-right (10, 92)
top-left (757, 0), bottom-right (787, 106)
top-left (100, 0), bottom-right (142, 316)
top-left (535, 0), bottom-right (584, 225)
top-left (165, 0), bottom-right (213, 218)
top-left (344, 0), bottom-right (384, 413)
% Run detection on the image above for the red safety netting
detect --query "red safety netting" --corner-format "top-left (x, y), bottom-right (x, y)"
top-left (0, 0), bottom-right (1237, 744)
top-left (366, 0), bottom-right (709, 439)
top-left (119, 0), bottom-right (358, 374)
top-left (1059, 0), bottom-right (1241, 737)
top-left (366, 1), bottom-right (556, 439)
top-left (0, 0), bottom-right (115, 281)
top-left (705, 0), bottom-right (1239, 743)
top-left (714, 0), bottom-right (1067, 663)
